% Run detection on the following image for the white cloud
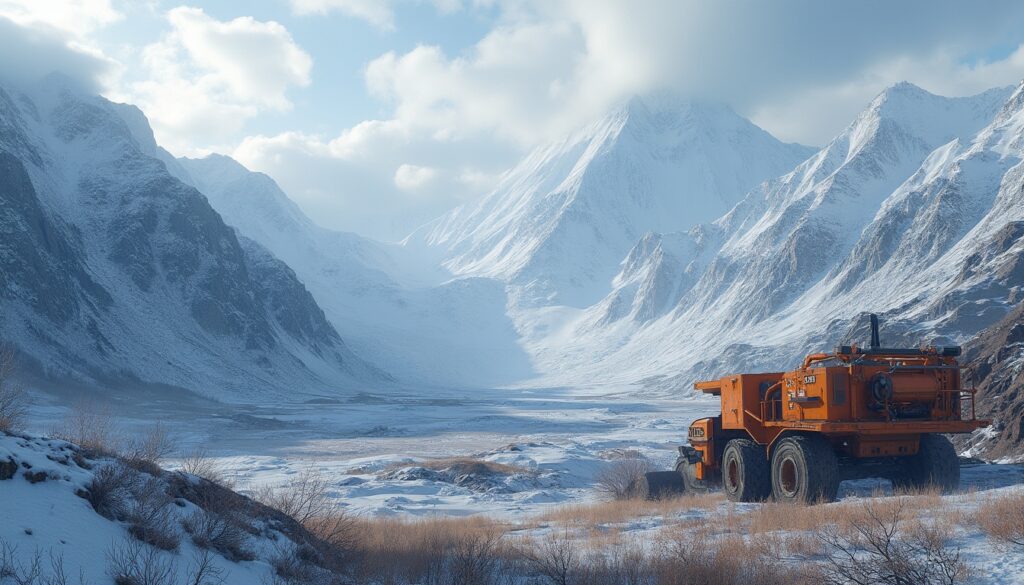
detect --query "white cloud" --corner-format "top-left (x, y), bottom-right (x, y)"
top-left (128, 6), bottom-right (311, 154)
top-left (290, 0), bottom-right (395, 30)
top-left (394, 164), bottom-right (438, 191)
top-left (0, 0), bottom-right (122, 37)
top-left (0, 16), bottom-right (115, 91)
top-left (242, 0), bottom-right (1024, 240)
top-left (234, 124), bottom-right (515, 240)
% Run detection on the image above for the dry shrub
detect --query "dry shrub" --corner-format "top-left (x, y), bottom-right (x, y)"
top-left (85, 462), bottom-right (137, 520)
top-left (106, 538), bottom-right (177, 585)
top-left (576, 541), bottom-right (649, 585)
top-left (179, 449), bottom-right (234, 488)
top-left (975, 491), bottom-right (1024, 547)
top-left (255, 467), bottom-right (335, 524)
top-left (122, 424), bottom-right (175, 475)
top-left (817, 496), bottom-right (970, 585)
top-left (521, 530), bottom-right (580, 585)
top-left (594, 457), bottom-right (654, 500)
top-left (0, 538), bottom-right (75, 585)
top-left (184, 549), bottom-right (227, 585)
top-left (255, 466), bottom-right (357, 562)
top-left (127, 477), bottom-right (180, 551)
top-left (183, 509), bottom-right (254, 563)
top-left (51, 403), bottom-right (121, 457)
top-left (0, 346), bottom-right (29, 434)
top-left (182, 482), bottom-right (255, 562)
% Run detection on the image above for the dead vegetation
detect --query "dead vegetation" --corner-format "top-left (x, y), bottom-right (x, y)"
top-left (975, 491), bottom-right (1024, 547)
top-left (0, 346), bottom-right (29, 434)
top-left (539, 491), bottom-right (723, 527)
top-left (385, 456), bottom-right (532, 476)
top-left (817, 497), bottom-right (969, 585)
top-left (594, 456), bottom-right (655, 500)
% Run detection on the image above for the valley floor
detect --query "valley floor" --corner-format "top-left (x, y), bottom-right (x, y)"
top-left (27, 384), bottom-right (1024, 519)
top-left (11, 383), bottom-right (1024, 582)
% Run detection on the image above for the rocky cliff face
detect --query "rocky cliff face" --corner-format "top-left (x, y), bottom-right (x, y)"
top-left (956, 301), bottom-right (1024, 462)
top-left (0, 76), bottom-right (382, 400)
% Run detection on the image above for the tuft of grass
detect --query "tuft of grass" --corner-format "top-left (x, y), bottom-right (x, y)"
top-left (975, 491), bottom-right (1024, 548)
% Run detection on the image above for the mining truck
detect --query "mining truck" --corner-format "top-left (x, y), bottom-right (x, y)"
top-left (643, 314), bottom-right (989, 504)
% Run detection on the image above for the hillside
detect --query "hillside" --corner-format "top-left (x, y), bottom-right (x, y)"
top-left (0, 75), bottom-right (384, 400)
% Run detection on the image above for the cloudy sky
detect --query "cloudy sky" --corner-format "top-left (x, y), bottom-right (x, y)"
top-left (4, 1), bottom-right (1024, 240)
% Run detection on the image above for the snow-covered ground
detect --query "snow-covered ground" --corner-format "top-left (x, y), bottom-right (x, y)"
top-left (27, 385), bottom-right (717, 518)
top-left (7, 389), bottom-right (1024, 583)
top-left (25, 386), bottom-right (1024, 522)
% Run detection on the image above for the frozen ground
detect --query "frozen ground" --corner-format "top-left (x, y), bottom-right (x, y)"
top-left (25, 385), bottom-right (1024, 520)
top-left (29, 385), bottom-right (716, 518)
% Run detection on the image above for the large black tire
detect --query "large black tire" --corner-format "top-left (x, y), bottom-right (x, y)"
top-left (637, 470), bottom-right (684, 500)
top-left (770, 434), bottom-right (840, 504)
top-left (721, 439), bottom-right (771, 502)
top-left (676, 459), bottom-right (713, 493)
top-left (892, 434), bottom-right (960, 493)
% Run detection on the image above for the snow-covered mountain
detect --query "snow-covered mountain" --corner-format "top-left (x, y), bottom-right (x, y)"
top-left (173, 82), bottom-right (1024, 397)
top-left (540, 81), bottom-right (1024, 389)
top-left (0, 75), bottom-right (382, 400)
top-left (413, 95), bottom-right (815, 308)
top-left (8, 75), bottom-right (1023, 401)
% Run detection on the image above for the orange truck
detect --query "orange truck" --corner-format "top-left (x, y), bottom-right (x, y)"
top-left (643, 315), bottom-right (988, 504)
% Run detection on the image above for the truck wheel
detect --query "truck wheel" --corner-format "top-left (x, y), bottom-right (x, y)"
top-left (722, 439), bottom-right (771, 502)
top-left (770, 435), bottom-right (839, 504)
top-left (892, 434), bottom-right (959, 493)
top-left (637, 470), bottom-right (684, 500)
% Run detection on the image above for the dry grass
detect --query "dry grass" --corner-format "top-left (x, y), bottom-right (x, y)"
top-left (387, 456), bottom-right (532, 476)
top-left (975, 491), bottom-right (1024, 547)
top-left (348, 515), bottom-right (516, 583)
top-left (539, 492), bottom-right (724, 528)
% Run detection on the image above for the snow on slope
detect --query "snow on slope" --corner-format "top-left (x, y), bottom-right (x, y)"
top-left (414, 94), bottom-right (815, 308)
top-left (0, 430), bottom-right (342, 583)
top-left (540, 82), bottom-right (1024, 390)
top-left (0, 75), bottom-right (381, 400)
top-left (177, 155), bottom-right (533, 388)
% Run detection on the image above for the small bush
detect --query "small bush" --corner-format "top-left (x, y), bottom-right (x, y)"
top-left (522, 531), bottom-right (580, 585)
top-left (51, 404), bottom-right (121, 458)
top-left (106, 538), bottom-right (177, 585)
top-left (255, 466), bottom-right (356, 565)
top-left (0, 538), bottom-right (76, 585)
top-left (817, 497), bottom-right (969, 585)
top-left (179, 449), bottom-right (234, 488)
top-left (127, 478), bottom-right (180, 551)
top-left (86, 463), bottom-right (136, 519)
top-left (594, 457), bottom-right (654, 500)
top-left (122, 424), bottom-right (175, 475)
top-left (254, 467), bottom-right (335, 525)
top-left (185, 549), bottom-right (228, 585)
top-left (0, 346), bottom-right (29, 434)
